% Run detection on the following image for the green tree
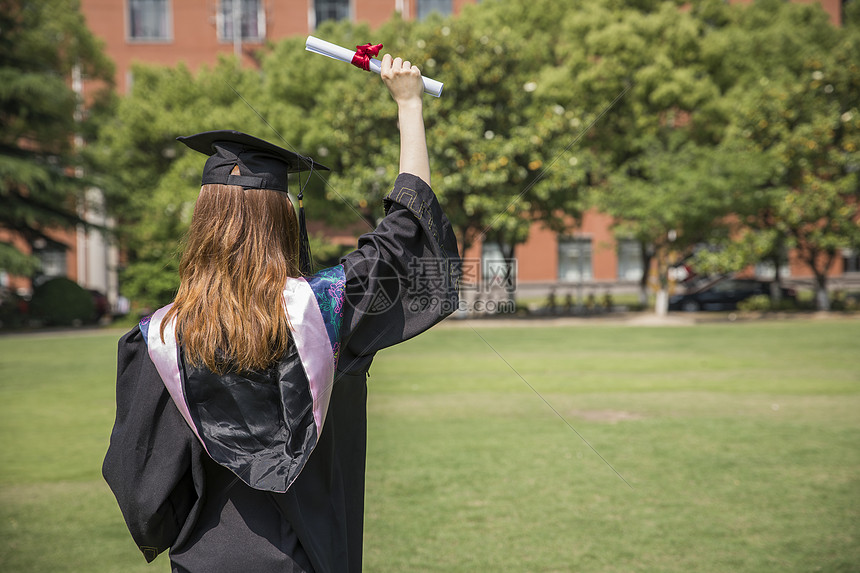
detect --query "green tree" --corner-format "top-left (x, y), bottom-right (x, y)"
top-left (710, 1), bottom-right (860, 310)
top-left (0, 0), bottom-right (113, 276)
top-left (285, 8), bottom-right (597, 315)
top-left (302, 12), bottom-right (587, 262)
top-left (537, 0), bottom-right (741, 313)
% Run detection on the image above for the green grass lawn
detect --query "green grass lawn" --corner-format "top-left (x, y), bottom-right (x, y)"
top-left (1, 319), bottom-right (858, 572)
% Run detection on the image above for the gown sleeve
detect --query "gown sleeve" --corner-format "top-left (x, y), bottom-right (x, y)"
top-left (102, 325), bottom-right (206, 562)
top-left (337, 172), bottom-right (461, 374)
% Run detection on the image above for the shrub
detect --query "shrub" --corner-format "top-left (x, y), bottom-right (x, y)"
top-left (30, 277), bottom-right (95, 326)
top-left (0, 291), bottom-right (27, 329)
top-left (738, 294), bottom-right (798, 312)
top-left (737, 294), bottom-right (772, 312)
top-left (772, 297), bottom-right (799, 311)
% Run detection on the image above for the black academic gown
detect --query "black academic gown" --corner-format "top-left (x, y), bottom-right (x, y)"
top-left (103, 174), bottom-right (460, 573)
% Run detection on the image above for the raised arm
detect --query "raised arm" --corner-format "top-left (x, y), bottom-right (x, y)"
top-left (380, 54), bottom-right (430, 186)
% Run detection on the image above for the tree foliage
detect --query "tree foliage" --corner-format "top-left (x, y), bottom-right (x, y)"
top-left (298, 13), bottom-right (586, 256)
top-left (697, 0), bottom-right (860, 309)
top-left (0, 0), bottom-right (113, 276)
top-left (96, 11), bottom-right (587, 307)
top-left (533, 0), bottom-right (747, 311)
top-left (93, 0), bottom-right (860, 312)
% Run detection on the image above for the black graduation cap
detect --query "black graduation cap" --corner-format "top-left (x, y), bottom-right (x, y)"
top-left (177, 130), bottom-right (329, 275)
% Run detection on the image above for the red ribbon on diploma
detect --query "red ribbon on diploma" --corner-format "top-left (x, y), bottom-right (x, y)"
top-left (351, 43), bottom-right (383, 71)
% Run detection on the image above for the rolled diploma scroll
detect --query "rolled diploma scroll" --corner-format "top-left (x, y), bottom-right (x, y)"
top-left (305, 36), bottom-right (443, 98)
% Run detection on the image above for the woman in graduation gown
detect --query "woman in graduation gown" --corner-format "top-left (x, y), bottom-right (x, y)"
top-left (103, 55), bottom-right (460, 573)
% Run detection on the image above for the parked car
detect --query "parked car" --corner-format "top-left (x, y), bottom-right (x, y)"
top-left (88, 289), bottom-right (110, 322)
top-left (668, 278), bottom-right (797, 312)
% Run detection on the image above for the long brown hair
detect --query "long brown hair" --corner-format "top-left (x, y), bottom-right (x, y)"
top-left (161, 182), bottom-right (300, 373)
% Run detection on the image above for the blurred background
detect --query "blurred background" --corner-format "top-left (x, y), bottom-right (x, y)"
top-left (1, 0), bottom-right (859, 328)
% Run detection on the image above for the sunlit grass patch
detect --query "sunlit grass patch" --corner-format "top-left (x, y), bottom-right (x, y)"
top-left (0, 319), bottom-right (858, 572)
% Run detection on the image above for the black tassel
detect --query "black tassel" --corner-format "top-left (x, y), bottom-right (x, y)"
top-left (298, 190), bottom-right (313, 276)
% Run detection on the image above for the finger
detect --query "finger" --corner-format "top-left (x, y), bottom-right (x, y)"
top-left (393, 57), bottom-right (403, 70)
top-left (403, 61), bottom-right (411, 70)
top-left (381, 53), bottom-right (392, 73)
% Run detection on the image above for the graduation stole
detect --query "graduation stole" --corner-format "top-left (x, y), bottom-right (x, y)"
top-left (141, 265), bottom-right (346, 492)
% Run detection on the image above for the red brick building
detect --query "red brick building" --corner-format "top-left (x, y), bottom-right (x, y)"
top-left (81, 0), bottom-right (477, 93)
top-left (69, 0), bottom-right (856, 306)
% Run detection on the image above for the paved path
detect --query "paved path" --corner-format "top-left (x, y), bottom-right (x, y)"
top-left (0, 326), bottom-right (129, 339)
top-left (1, 312), bottom-right (857, 338)
top-left (442, 311), bottom-right (859, 328)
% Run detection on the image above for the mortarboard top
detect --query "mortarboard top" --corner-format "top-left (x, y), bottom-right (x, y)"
top-left (177, 129), bottom-right (326, 275)
top-left (176, 130), bottom-right (329, 192)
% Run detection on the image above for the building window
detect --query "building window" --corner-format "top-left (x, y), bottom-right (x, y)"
top-left (617, 238), bottom-right (643, 281)
top-left (843, 248), bottom-right (860, 274)
top-left (218, 0), bottom-right (265, 42)
top-left (315, 0), bottom-right (350, 26)
top-left (481, 242), bottom-right (516, 292)
top-left (416, 0), bottom-right (452, 20)
top-left (558, 237), bottom-right (592, 281)
top-left (128, 0), bottom-right (171, 41)
top-left (33, 246), bottom-right (67, 280)
top-left (755, 257), bottom-right (791, 279)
